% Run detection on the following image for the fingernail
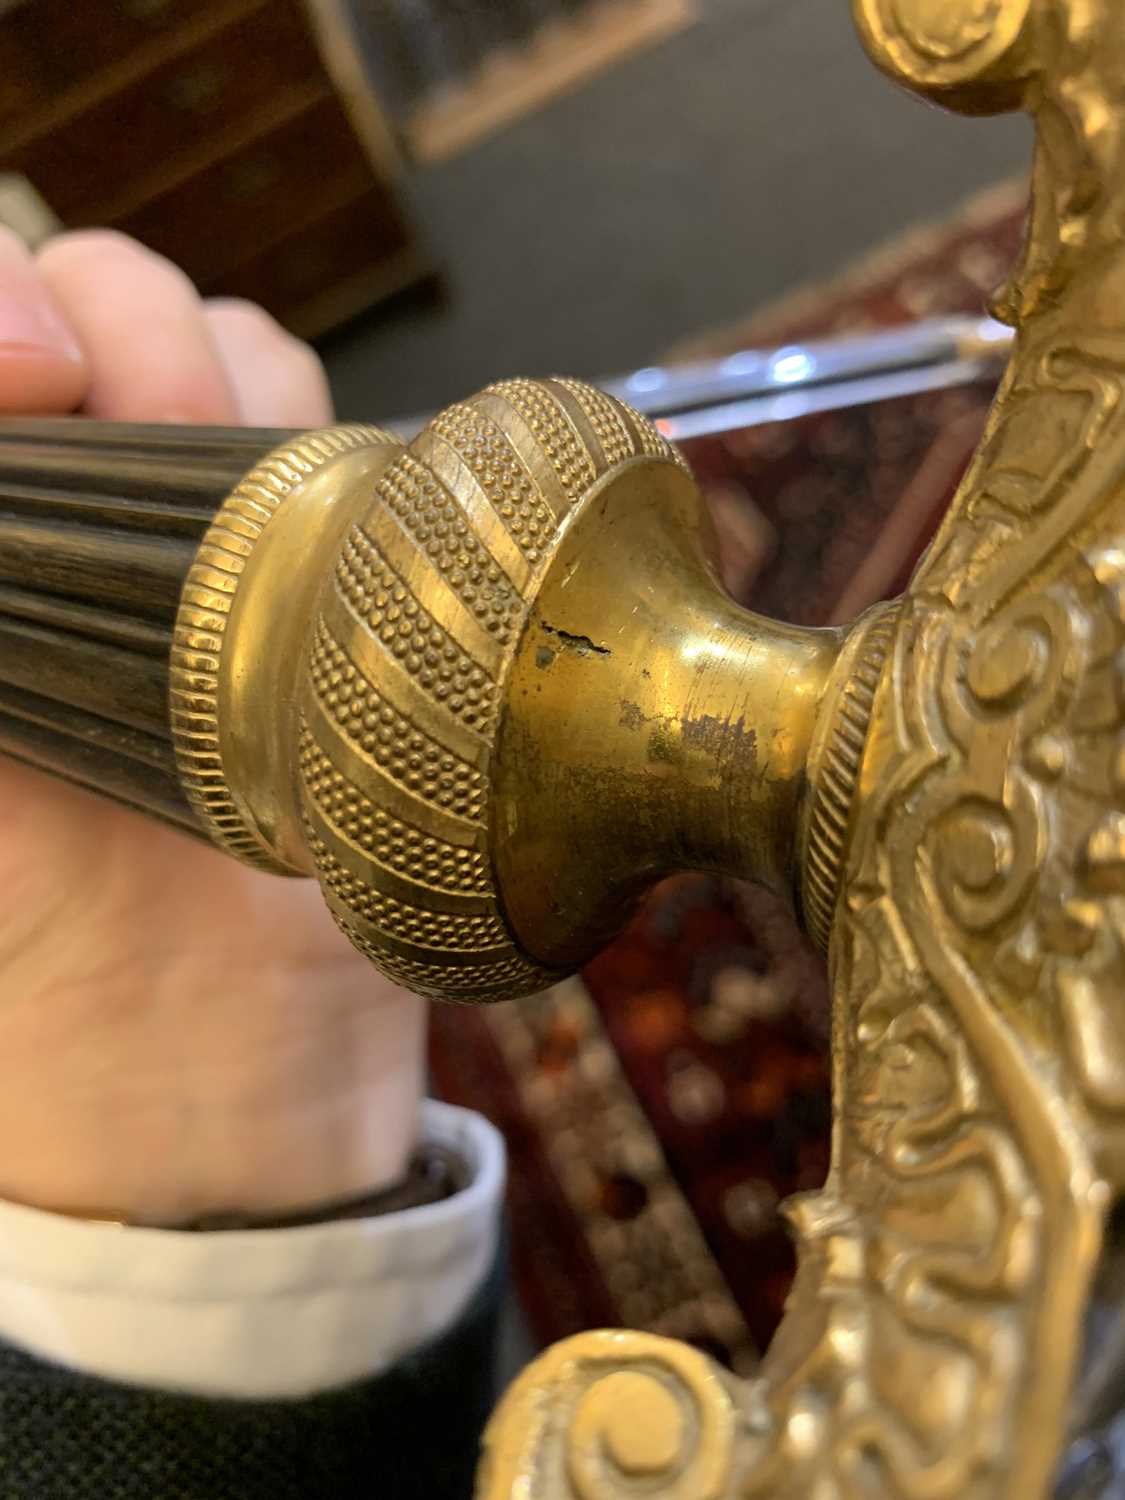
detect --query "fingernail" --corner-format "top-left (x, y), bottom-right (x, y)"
top-left (0, 286), bottom-right (83, 361)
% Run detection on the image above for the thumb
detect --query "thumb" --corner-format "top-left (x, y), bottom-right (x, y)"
top-left (0, 227), bottom-right (87, 414)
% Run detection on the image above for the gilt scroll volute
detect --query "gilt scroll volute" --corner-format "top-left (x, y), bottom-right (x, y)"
top-left (477, 3), bottom-right (1125, 1496)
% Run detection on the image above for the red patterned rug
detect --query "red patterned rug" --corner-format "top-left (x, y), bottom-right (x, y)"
top-left (429, 179), bottom-right (1030, 1373)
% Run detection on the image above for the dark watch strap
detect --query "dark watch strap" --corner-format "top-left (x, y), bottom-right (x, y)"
top-left (165, 1145), bottom-right (468, 1232)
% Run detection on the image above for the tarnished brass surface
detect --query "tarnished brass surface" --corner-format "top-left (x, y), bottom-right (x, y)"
top-left (493, 457), bottom-right (843, 969)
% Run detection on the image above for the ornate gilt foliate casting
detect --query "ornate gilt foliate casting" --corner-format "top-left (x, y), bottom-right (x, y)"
top-left (0, 1), bottom-right (1118, 1495)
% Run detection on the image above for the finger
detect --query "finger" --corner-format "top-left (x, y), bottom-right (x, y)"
top-left (0, 227), bottom-right (87, 413)
top-left (204, 298), bottom-right (333, 428)
top-left (36, 231), bottom-right (237, 423)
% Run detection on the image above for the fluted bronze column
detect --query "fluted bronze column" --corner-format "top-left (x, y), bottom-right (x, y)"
top-left (0, 421), bottom-right (293, 831)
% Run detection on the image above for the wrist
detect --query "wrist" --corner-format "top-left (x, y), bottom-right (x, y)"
top-left (0, 951), bottom-right (428, 1224)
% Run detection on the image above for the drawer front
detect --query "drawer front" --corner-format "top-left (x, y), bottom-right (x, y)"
top-left (5, 0), bottom-right (324, 223)
top-left (113, 94), bottom-right (377, 286)
top-left (2, 0), bottom-right (227, 113)
top-left (204, 186), bottom-right (418, 336)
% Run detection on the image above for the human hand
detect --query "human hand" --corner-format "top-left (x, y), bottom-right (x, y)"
top-left (0, 230), bottom-right (426, 1224)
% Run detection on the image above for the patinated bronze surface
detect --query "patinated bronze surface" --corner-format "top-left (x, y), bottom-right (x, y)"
top-left (0, 0), bottom-right (1119, 1492)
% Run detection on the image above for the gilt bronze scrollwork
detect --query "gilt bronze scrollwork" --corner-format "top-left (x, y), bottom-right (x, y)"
top-left (0, 0), bottom-right (1119, 1493)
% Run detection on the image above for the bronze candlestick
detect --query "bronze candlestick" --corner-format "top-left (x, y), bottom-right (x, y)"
top-left (1, 0), bottom-right (1123, 1494)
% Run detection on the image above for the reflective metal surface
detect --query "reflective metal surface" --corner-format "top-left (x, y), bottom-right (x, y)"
top-left (392, 315), bottom-right (1012, 442)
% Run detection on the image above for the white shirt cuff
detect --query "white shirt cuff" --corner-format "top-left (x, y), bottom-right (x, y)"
top-left (0, 1100), bottom-right (504, 1400)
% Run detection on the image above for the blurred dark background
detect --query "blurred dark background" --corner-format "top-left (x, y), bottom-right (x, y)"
top-left (327, 0), bottom-right (1031, 419)
top-left (0, 0), bottom-right (1030, 418)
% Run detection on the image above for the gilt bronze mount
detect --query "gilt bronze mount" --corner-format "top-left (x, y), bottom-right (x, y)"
top-left (0, 0), bottom-right (1122, 1494)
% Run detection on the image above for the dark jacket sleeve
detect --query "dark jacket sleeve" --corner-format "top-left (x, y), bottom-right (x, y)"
top-left (0, 1254), bottom-right (502, 1500)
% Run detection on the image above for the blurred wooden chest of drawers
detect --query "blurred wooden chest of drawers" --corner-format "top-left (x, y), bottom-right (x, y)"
top-left (0, 0), bottom-right (430, 336)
